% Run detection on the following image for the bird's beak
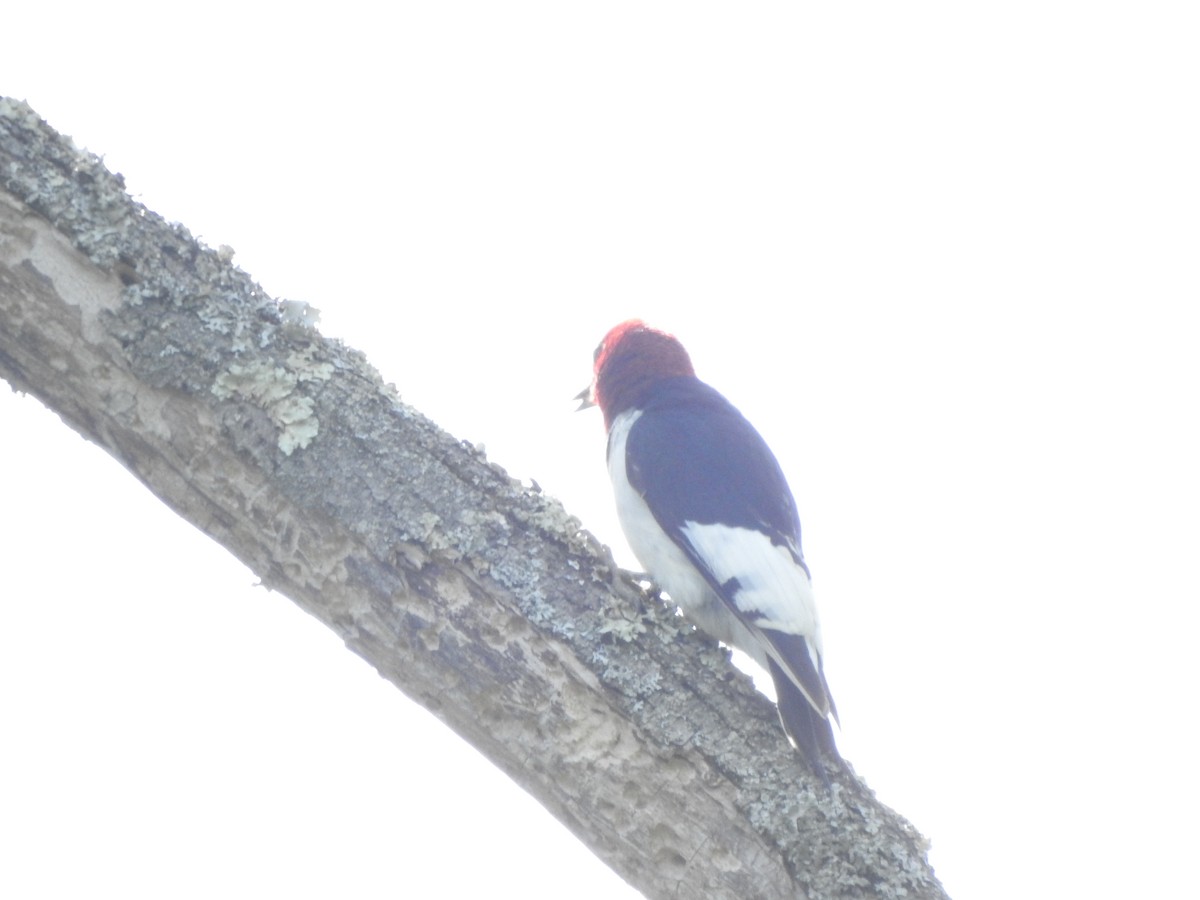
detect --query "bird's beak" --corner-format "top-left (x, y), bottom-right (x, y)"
top-left (574, 385), bottom-right (595, 411)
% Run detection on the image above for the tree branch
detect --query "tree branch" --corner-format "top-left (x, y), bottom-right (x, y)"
top-left (0, 98), bottom-right (946, 900)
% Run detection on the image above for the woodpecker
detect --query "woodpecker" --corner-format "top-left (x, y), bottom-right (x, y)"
top-left (580, 320), bottom-right (841, 781)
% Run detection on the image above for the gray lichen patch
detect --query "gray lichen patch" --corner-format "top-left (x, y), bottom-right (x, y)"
top-left (210, 359), bottom-right (327, 455)
top-left (0, 98), bottom-right (133, 270)
top-left (2, 97), bottom-right (380, 463)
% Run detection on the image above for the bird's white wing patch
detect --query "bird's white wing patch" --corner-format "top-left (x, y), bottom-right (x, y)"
top-left (680, 521), bottom-right (820, 645)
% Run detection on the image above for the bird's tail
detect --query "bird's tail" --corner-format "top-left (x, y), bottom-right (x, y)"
top-left (769, 659), bottom-right (843, 787)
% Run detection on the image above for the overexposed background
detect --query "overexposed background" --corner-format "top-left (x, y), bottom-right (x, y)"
top-left (3, 4), bottom-right (1197, 898)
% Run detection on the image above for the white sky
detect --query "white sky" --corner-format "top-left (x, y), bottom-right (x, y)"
top-left (3, 4), bottom-right (1198, 898)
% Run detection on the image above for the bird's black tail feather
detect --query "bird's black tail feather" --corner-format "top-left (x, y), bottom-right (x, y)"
top-left (769, 659), bottom-right (843, 787)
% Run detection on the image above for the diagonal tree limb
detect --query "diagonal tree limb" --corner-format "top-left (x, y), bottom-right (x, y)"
top-left (1, 98), bottom-right (947, 900)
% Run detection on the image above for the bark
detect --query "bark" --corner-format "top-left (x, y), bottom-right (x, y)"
top-left (0, 98), bottom-right (947, 900)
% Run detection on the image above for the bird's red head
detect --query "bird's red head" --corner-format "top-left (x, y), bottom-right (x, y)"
top-left (587, 320), bottom-right (696, 429)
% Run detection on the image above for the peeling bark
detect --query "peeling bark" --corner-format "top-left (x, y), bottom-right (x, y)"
top-left (0, 98), bottom-right (947, 900)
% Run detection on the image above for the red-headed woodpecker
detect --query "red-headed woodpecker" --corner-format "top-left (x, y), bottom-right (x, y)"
top-left (581, 320), bottom-right (842, 781)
